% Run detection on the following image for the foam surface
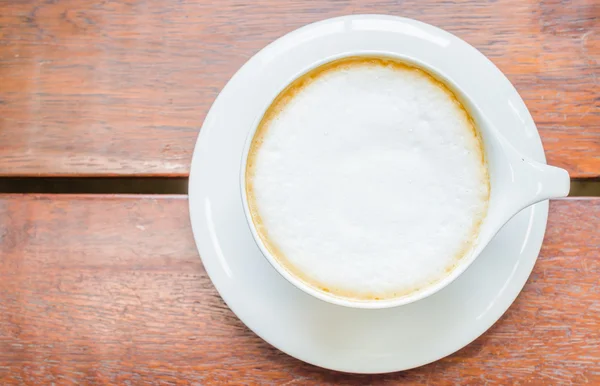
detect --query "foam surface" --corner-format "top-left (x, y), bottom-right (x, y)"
top-left (247, 58), bottom-right (489, 300)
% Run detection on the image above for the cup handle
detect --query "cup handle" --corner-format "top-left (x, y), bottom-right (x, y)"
top-left (474, 132), bottom-right (570, 255)
top-left (499, 135), bottom-right (570, 211)
top-left (520, 159), bottom-right (570, 202)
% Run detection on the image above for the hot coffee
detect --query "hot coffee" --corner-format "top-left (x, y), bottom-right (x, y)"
top-left (245, 56), bottom-right (490, 301)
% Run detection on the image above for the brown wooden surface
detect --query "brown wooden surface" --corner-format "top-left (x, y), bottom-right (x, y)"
top-left (0, 0), bottom-right (598, 177)
top-left (0, 195), bottom-right (598, 384)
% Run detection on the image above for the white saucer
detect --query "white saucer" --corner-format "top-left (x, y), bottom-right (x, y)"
top-left (189, 15), bottom-right (549, 373)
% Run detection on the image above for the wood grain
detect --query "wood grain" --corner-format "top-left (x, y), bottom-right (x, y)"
top-left (0, 0), bottom-right (598, 177)
top-left (0, 195), bottom-right (598, 384)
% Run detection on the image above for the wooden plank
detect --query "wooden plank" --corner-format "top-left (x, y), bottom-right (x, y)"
top-left (0, 0), bottom-right (598, 177)
top-left (0, 195), bottom-right (598, 384)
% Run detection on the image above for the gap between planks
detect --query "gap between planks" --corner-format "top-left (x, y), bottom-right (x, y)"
top-left (0, 177), bottom-right (598, 196)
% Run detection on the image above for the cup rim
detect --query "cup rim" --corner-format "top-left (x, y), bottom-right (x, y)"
top-left (239, 51), bottom-right (489, 309)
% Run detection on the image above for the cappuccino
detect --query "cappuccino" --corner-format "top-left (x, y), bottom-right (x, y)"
top-left (246, 56), bottom-right (489, 301)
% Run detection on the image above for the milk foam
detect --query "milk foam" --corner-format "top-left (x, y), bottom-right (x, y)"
top-left (247, 57), bottom-right (489, 300)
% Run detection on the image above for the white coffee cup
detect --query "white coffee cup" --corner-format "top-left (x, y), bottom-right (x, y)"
top-left (240, 53), bottom-right (570, 309)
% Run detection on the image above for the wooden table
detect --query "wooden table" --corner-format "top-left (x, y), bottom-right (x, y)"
top-left (1, 0), bottom-right (598, 384)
